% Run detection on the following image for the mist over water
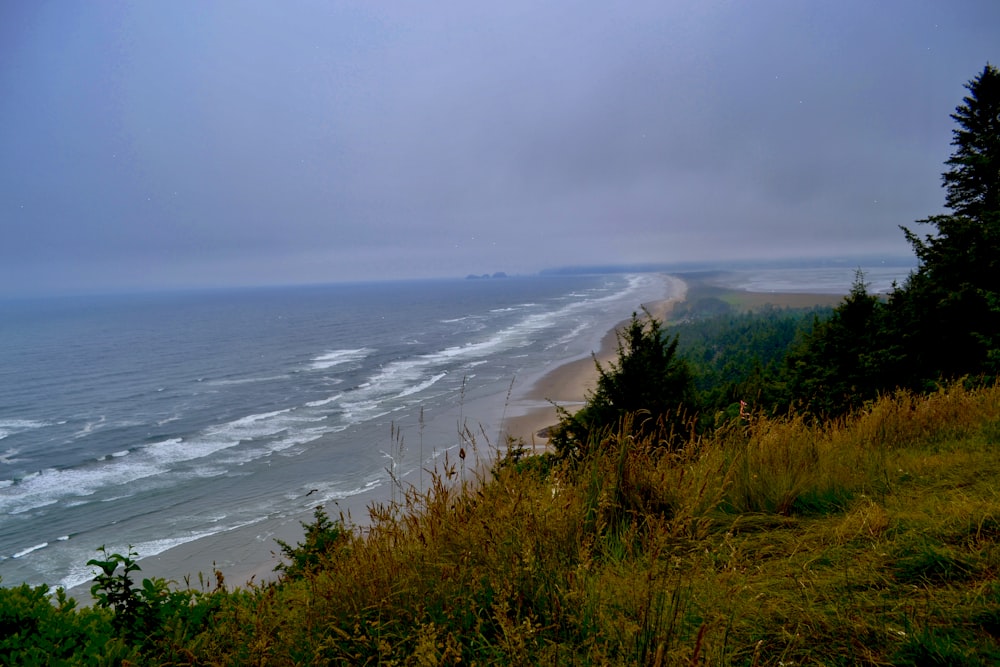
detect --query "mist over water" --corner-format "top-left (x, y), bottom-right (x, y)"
top-left (712, 262), bottom-right (915, 294)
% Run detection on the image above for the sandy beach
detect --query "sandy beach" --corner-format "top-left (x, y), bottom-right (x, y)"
top-left (68, 476), bottom-right (388, 598)
top-left (68, 272), bottom-right (840, 600)
top-left (87, 276), bottom-right (687, 598)
top-left (500, 274), bottom-right (688, 450)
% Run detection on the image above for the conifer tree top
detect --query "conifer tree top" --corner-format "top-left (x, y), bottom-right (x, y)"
top-left (943, 63), bottom-right (1000, 220)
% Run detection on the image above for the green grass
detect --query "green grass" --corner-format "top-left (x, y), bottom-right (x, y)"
top-left (5, 383), bottom-right (1000, 664)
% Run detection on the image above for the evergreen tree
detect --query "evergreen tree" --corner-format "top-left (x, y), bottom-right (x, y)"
top-left (895, 64), bottom-right (1000, 383)
top-left (587, 310), bottom-right (697, 424)
top-left (942, 64), bottom-right (1000, 220)
top-left (786, 271), bottom-right (889, 416)
top-left (674, 304), bottom-right (830, 418)
top-left (550, 309), bottom-right (696, 458)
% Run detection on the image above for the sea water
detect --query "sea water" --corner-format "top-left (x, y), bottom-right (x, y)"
top-left (0, 263), bottom-right (919, 592)
top-left (0, 274), bottom-right (670, 591)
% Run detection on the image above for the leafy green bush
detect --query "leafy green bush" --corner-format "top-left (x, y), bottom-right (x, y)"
top-left (88, 545), bottom-right (220, 659)
top-left (0, 579), bottom-right (133, 665)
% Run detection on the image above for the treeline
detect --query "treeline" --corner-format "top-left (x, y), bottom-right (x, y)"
top-left (553, 64), bottom-right (1000, 456)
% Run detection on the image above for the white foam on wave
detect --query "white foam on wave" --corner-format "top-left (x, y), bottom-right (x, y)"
top-left (397, 372), bottom-right (447, 398)
top-left (428, 308), bottom-right (567, 364)
top-left (144, 408), bottom-right (301, 465)
top-left (0, 419), bottom-right (49, 440)
top-left (0, 447), bottom-right (22, 465)
top-left (345, 353), bottom-right (463, 419)
top-left (73, 415), bottom-right (107, 439)
top-left (12, 542), bottom-right (48, 559)
top-left (208, 374), bottom-right (291, 386)
top-left (340, 400), bottom-right (390, 423)
top-left (552, 323), bottom-right (590, 348)
top-left (218, 426), bottom-right (328, 465)
top-left (306, 393), bottom-right (343, 408)
top-left (1, 456), bottom-right (165, 515)
top-left (132, 520), bottom-right (259, 560)
top-left (0, 405), bottom-right (339, 516)
top-left (310, 348), bottom-right (372, 371)
top-left (330, 274), bottom-right (660, 425)
top-left (468, 276), bottom-right (660, 361)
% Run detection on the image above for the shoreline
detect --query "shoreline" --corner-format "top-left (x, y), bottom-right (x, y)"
top-left (68, 276), bottom-right (683, 599)
top-left (69, 272), bottom-right (842, 600)
top-left (114, 277), bottom-right (688, 596)
top-left (500, 274), bottom-right (688, 449)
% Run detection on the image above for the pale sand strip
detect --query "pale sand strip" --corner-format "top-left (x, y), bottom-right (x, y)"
top-left (66, 274), bottom-right (844, 601)
top-left (498, 276), bottom-right (845, 448)
top-left (68, 487), bottom-right (384, 599)
top-left (501, 274), bottom-right (688, 449)
top-left (67, 278), bottom-right (686, 599)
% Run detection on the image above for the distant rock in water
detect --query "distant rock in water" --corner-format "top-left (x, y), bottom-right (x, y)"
top-left (466, 272), bottom-right (508, 280)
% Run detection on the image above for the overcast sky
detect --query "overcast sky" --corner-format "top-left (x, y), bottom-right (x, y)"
top-left (1, 1), bottom-right (997, 295)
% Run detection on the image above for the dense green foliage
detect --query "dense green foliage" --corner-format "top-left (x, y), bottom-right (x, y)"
top-left (87, 544), bottom-right (219, 651)
top-left (3, 63), bottom-right (999, 665)
top-left (274, 505), bottom-right (348, 579)
top-left (882, 64), bottom-right (1000, 389)
top-left (0, 582), bottom-right (127, 666)
top-left (784, 271), bottom-right (896, 416)
top-left (550, 309), bottom-right (696, 459)
top-left (674, 302), bottom-right (830, 417)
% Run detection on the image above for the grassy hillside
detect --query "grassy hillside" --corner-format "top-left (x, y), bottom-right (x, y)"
top-left (9, 382), bottom-right (1000, 665)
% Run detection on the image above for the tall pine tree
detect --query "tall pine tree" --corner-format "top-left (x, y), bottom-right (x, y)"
top-left (786, 271), bottom-right (889, 416)
top-left (943, 64), bottom-right (1000, 220)
top-left (549, 310), bottom-right (696, 459)
top-left (893, 64), bottom-right (1000, 384)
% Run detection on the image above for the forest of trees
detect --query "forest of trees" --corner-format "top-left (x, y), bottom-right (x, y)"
top-left (554, 63), bottom-right (1000, 453)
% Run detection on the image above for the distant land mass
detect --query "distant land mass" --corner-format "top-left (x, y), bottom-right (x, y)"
top-left (539, 255), bottom-right (916, 276)
top-left (465, 272), bottom-right (508, 280)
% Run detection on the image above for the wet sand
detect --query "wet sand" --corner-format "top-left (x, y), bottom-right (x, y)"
top-left (500, 274), bottom-right (688, 449)
top-left (110, 277), bottom-right (689, 597)
top-left (69, 273), bottom-right (840, 600)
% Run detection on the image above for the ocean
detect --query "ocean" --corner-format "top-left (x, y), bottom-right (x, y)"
top-left (0, 263), bottom-right (918, 592)
top-left (0, 274), bottom-right (671, 591)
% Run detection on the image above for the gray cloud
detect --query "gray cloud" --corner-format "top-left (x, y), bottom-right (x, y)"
top-left (1, 0), bottom-right (997, 294)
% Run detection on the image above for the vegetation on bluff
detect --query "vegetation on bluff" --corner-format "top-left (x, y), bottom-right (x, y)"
top-left (1, 64), bottom-right (999, 665)
top-left (5, 384), bottom-right (1000, 665)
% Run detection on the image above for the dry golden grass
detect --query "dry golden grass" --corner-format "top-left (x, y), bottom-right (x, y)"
top-left (177, 383), bottom-right (1000, 665)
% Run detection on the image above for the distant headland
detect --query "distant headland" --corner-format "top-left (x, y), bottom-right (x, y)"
top-left (465, 272), bottom-right (508, 280)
